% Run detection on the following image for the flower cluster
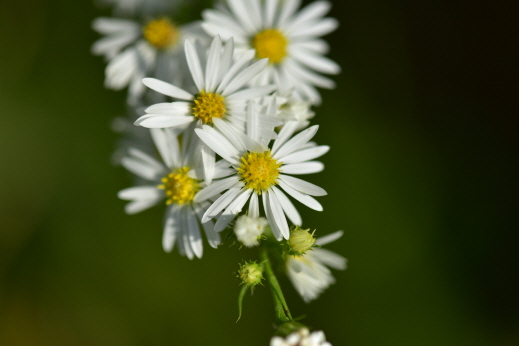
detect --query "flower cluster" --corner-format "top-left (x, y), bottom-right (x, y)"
top-left (93, 0), bottom-right (346, 343)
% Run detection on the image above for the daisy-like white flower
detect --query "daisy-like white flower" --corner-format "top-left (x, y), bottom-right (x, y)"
top-left (97, 0), bottom-right (181, 17)
top-left (286, 231), bottom-right (346, 302)
top-left (202, 0), bottom-right (340, 104)
top-left (193, 104), bottom-right (329, 240)
top-left (234, 214), bottom-right (268, 247)
top-left (135, 35), bottom-right (277, 183)
top-left (117, 125), bottom-right (232, 259)
top-left (92, 16), bottom-right (208, 104)
top-left (270, 328), bottom-right (332, 346)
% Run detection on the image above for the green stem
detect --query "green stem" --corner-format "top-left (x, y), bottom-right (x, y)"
top-left (260, 246), bottom-right (293, 324)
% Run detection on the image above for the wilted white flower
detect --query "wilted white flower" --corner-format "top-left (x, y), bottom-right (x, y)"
top-left (234, 214), bottom-right (268, 247)
top-left (287, 231), bottom-right (346, 302)
top-left (270, 328), bottom-right (332, 346)
top-left (202, 0), bottom-right (340, 104)
top-left (92, 16), bottom-right (208, 104)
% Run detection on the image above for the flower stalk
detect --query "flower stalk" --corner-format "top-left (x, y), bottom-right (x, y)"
top-left (260, 245), bottom-right (292, 324)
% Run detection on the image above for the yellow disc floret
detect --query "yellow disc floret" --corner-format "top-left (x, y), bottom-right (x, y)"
top-left (237, 150), bottom-right (282, 194)
top-left (143, 18), bottom-right (179, 50)
top-left (252, 29), bottom-right (288, 64)
top-left (192, 90), bottom-right (227, 124)
top-left (158, 167), bottom-right (200, 205)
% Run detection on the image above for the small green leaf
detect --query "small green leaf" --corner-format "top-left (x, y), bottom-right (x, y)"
top-left (237, 285), bottom-right (248, 322)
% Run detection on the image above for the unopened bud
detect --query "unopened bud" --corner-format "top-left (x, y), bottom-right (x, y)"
top-left (238, 261), bottom-right (264, 288)
top-left (234, 215), bottom-right (268, 247)
top-left (288, 227), bottom-right (316, 256)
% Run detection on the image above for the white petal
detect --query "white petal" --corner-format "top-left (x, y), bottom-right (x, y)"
top-left (271, 186), bottom-right (302, 226)
top-left (278, 0), bottom-right (302, 27)
top-left (194, 203), bottom-right (221, 248)
top-left (278, 180), bottom-right (323, 211)
top-left (316, 230), bottom-right (343, 246)
top-left (118, 186), bottom-right (162, 201)
top-left (202, 143), bottom-right (215, 185)
top-left (92, 17), bottom-right (138, 34)
top-left (124, 200), bottom-right (157, 215)
top-left (268, 190), bottom-right (290, 239)
top-left (273, 125), bottom-right (319, 159)
top-left (185, 39), bottom-right (205, 91)
top-left (279, 175), bottom-right (327, 196)
top-left (226, 0), bottom-right (258, 34)
top-left (264, 0), bottom-right (278, 27)
top-left (142, 78), bottom-right (193, 100)
top-left (281, 161), bottom-right (324, 174)
top-left (212, 118), bottom-right (247, 152)
top-left (121, 156), bottom-right (164, 181)
top-left (145, 102), bottom-right (192, 114)
top-left (186, 207), bottom-right (203, 258)
top-left (262, 193), bottom-right (282, 240)
top-left (222, 58), bottom-right (269, 96)
top-left (248, 192), bottom-right (259, 218)
top-left (314, 248), bottom-right (347, 270)
top-left (280, 145), bottom-right (329, 164)
top-left (194, 127), bottom-right (240, 165)
top-left (214, 189), bottom-right (252, 232)
top-left (163, 205), bottom-right (180, 253)
top-left (272, 120), bottom-right (299, 154)
top-left (135, 114), bottom-right (194, 128)
top-left (201, 187), bottom-right (242, 223)
top-left (217, 50), bottom-right (256, 94)
top-left (128, 148), bottom-right (165, 175)
top-left (290, 48), bottom-right (340, 75)
top-left (284, 1), bottom-right (331, 32)
top-left (226, 85), bottom-right (277, 102)
top-left (150, 128), bottom-right (181, 169)
top-left (195, 176), bottom-right (240, 203)
top-left (205, 35), bottom-right (222, 92)
top-left (290, 18), bottom-right (338, 38)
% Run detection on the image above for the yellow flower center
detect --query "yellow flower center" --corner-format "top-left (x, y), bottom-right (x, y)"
top-left (143, 18), bottom-right (179, 50)
top-left (192, 90), bottom-right (227, 124)
top-left (252, 29), bottom-right (288, 64)
top-left (237, 150), bottom-right (281, 194)
top-left (158, 167), bottom-right (200, 205)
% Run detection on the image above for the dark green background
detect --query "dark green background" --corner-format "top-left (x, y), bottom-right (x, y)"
top-left (1, 0), bottom-right (518, 345)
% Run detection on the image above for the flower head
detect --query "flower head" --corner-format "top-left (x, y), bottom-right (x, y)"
top-left (238, 261), bottom-right (264, 288)
top-left (202, 0), bottom-right (340, 104)
top-left (193, 104), bottom-right (329, 240)
top-left (286, 231), bottom-right (346, 302)
top-left (270, 328), bottom-right (332, 346)
top-left (288, 226), bottom-right (316, 256)
top-left (234, 215), bottom-right (268, 247)
top-left (117, 125), bottom-right (232, 258)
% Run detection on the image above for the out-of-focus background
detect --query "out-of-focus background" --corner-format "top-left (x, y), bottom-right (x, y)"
top-left (1, 0), bottom-right (518, 345)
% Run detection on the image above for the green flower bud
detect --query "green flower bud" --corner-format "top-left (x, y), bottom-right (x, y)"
top-left (288, 226), bottom-right (316, 256)
top-left (238, 261), bottom-right (264, 288)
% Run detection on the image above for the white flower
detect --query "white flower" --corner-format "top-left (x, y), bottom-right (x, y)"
top-left (117, 125), bottom-right (232, 259)
top-left (193, 105), bottom-right (329, 240)
top-left (135, 36), bottom-right (277, 184)
top-left (97, 0), bottom-right (181, 16)
top-left (270, 328), bottom-right (332, 346)
top-left (202, 0), bottom-right (340, 104)
top-left (234, 215), bottom-right (268, 247)
top-left (92, 17), bottom-right (209, 104)
top-left (286, 231), bottom-right (346, 302)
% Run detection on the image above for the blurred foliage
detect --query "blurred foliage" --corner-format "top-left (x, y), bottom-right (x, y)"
top-left (1, 0), bottom-right (517, 345)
